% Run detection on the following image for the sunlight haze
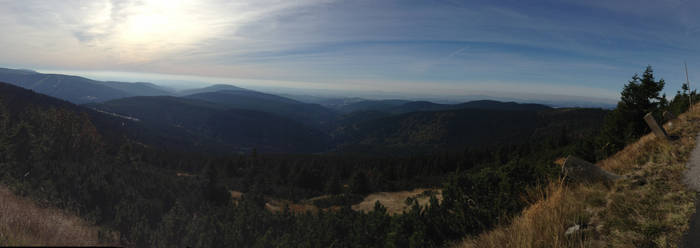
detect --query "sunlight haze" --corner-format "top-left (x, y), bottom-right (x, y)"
top-left (1, 0), bottom-right (698, 102)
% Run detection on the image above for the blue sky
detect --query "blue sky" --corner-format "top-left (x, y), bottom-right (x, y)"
top-left (0, 0), bottom-right (698, 103)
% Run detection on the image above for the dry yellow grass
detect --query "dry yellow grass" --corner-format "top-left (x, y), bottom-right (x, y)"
top-left (0, 186), bottom-right (112, 246)
top-left (243, 188), bottom-right (442, 215)
top-left (265, 198), bottom-right (321, 214)
top-left (352, 188), bottom-right (441, 215)
top-left (458, 106), bottom-right (700, 248)
top-left (458, 180), bottom-right (603, 248)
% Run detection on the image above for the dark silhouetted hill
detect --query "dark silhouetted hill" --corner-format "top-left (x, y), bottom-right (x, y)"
top-left (176, 84), bottom-right (251, 96)
top-left (336, 99), bottom-right (551, 115)
top-left (184, 90), bottom-right (337, 127)
top-left (89, 96), bottom-right (331, 153)
top-left (332, 107), bottom-right (606, 153)
top-left (335, 99), bottom-right (411, 113)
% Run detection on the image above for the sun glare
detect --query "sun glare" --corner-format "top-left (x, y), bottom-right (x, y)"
top-left (121, 0), bottom-right (179, 43)
top-left (108, 0), bottom-right (212, 61)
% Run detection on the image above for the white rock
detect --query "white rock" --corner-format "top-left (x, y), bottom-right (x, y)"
top-left (565, 224), bottom-right (580, 235)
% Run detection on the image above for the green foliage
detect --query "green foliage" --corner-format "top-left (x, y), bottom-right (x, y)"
top-left (596, 66), bottom-right (667, 159)
top-left (350, 171), bottom-right (371, 195)
top-left (203, 163), bottom-right (229, 206)
top-left (439, 158), bottom-right (558, 238)
top-left (668, 82), bottom-right (698, 116)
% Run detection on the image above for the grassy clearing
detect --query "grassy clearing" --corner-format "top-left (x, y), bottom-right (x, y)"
top-left (458, 106), bottom-right (700, 247)
top-left (351, 188), bottom-right (441, 215)
top-left (0, 186), bottom-right (112, 246)
top-left (239, 188), bottom-right (442, 215)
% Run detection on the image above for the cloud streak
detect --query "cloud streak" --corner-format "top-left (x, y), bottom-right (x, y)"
top-left (0, 0), bottom-right (698, 100)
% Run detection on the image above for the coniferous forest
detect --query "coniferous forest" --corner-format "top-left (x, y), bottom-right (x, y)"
top-left (0, 66), bottom-right (692, 247)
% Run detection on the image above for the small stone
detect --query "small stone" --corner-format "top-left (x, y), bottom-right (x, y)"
top-left (565, 224), bottom-right (581, 235)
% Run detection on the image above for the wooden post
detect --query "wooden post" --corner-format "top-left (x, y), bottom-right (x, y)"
top-left (686, 62), bottom-right (692, 110)
top-left (643, 113), bottom-right (669, 140)
top-left (562, 156), bottom-right (619, 184)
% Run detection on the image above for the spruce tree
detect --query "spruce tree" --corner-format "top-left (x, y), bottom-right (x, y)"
top-left (597, 66), bottom-right (666, 158)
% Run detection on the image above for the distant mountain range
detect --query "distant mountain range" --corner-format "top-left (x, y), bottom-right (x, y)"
top-left (0, 68), bottom-right (610, 154)
top-left (0, 68), bottom-right (265, 104)
top-left (176, 84), bottom-right (250, 96)
top-left (336, 99), bottom-right (552, 114)
top-left (0, 68), bottom-right (177, 103)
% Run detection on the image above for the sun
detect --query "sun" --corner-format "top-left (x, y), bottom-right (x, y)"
top-left (119, 0), bottom-right (192, 42)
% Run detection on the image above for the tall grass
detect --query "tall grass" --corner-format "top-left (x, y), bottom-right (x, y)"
top-left (0, 186), bottom-right (108, 246)
top-left (458, 105), bottom-right (700, 247)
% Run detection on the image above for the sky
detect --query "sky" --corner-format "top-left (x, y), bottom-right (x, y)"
top-left (0, 0), bottom-right (699, 103)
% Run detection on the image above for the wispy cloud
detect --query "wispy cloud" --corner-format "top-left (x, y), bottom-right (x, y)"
top-left (0, 0), bottom-right (698, 100)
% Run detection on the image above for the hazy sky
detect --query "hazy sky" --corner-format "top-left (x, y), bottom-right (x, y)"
top-left (1, 0), bottom-right (699, 101)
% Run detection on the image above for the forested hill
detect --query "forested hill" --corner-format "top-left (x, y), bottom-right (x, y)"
top-left (85, 92), bottom-right (607, 154)
top-left (332, 107), bottom-right (607, 154)
top-left (0, 80), bottom-right (584, 247)
top-left (184, 90), bottom-right (337, 127)
top-left (0, 79), bottom-right (140, 146)
top-left (334, 99), bottom-right (551, 114)
top-left (87, 96), bottom-right (331, 153)
top-left (0, 80), bottom-right (79, 115)
top-left (0, 68), bottom-right (608, 156)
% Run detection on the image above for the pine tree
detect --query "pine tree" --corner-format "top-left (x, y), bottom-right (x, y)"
top-left (203, 163), bottom-right (229, 206)
top-left (597, 66), bottom-right (666, 158)
top-left (669, 82), bottom-right (697, 115)
top-left (350, 171), bottom-right (370, 195)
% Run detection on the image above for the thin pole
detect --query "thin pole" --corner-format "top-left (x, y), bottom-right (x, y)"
top-left (686, 62), bottom-right (692, 109)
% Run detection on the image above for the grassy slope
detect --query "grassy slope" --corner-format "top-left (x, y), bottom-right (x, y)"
top-left (0, 186), bottom-right (114, 246)
top-left (351, 188), bottom-right (441, 215)
top-left (458, 105), bottom-right (700, 247)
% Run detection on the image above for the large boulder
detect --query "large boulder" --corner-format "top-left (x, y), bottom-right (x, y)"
top-left (563, 156), bottom-right (620, 184)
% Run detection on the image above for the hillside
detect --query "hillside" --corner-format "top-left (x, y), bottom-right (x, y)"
top-left (0, 186), bottom-right (110, 246)
top-left (184, 90), bottom-right (337, 127)
top-left (458, 104), bottom-right (700, 247)
top-left (88, 96), bottom-right (331, 153)
top-left (333, 107), bottom-right (607, 153)
top-left (0, 81), bottom-right (204, 247)
top-left (0, 68), bottom-right (171, 103)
